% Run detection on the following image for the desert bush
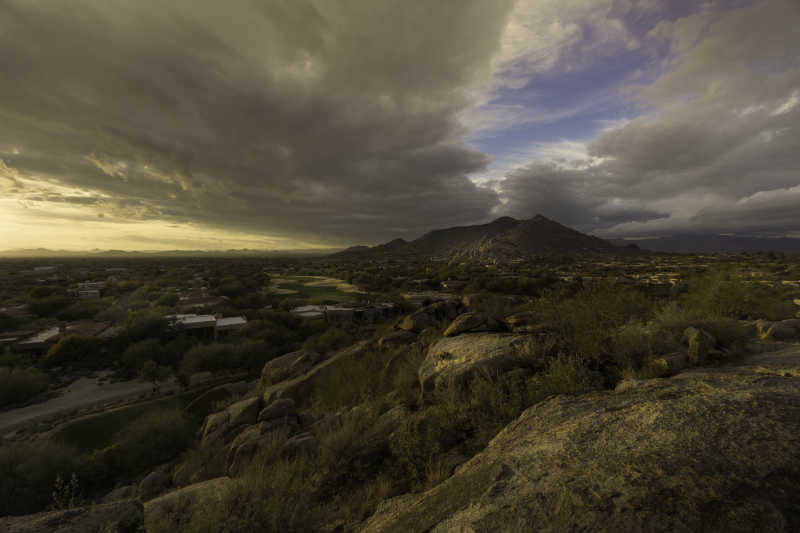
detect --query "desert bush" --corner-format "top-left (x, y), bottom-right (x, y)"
top-left (311, 345), bottom-right (423, 412)
top-left (390, 405), bottom-right (470, 489)
top-left (43, 335), bottom-right (102, 368)
top-left (0, 440), bottom-right (81, 515)
top-left (51, 473), bottom-right (82, 510)
top-left (83, 408), bottom-right (195, 491)
top-left (29, 295), bottom-right (71, 317)
top-left (122, 310), bottom-right (169, 343)
top-left (534, 283), bottom-right (654, 364)
top-left (0, 366), bottom-right (49, 408)
top-left (233, 339), bottom-right (271, 372)
top-left (466, 293), bottom-right (526, 321)
top-left (610, 320), bottom-right (682, 373)
top-left (179, 343), bottom-right (237, 375)
top-left (680, 268), bottom-right (793, 320)
top-left (539, 353), bottom-right (601, 396)
top-left (302, 327), bottom-right (353, 354)
top-left (173, 440), bottom-right (229, 487)
top-left (120, 338), bottom-right (164, 377)
top-left (150, 457), bottom-right (323, 533)
top-left (56, 299), bottom-right (107, 321)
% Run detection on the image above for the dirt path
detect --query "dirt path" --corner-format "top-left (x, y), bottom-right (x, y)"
top-left (0, 372), bottom-right (178, 438)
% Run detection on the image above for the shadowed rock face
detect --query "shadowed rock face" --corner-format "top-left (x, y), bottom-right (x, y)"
top-left (363, 347), bottom-right (800, 533)
top-left (0, 500), bottom-right (143, 533)
top-left (419, 333), bottom-right (541, 393)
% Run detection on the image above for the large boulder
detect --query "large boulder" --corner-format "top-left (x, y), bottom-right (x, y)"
top-left (184, 380), bottom-right (252, 418)
top-left (683, 326), bottom-right (716, 365)
top-left (226, 396), bottom-right (261, 428)
top-left (443, 312), bottom-right (505, 337)
top-left (0, 500), bottom-right (143, 533)
top-left (362, 347), bottom-right (800, 533)
top-left (781, 318), bottom-right (800, 330)
top-left (399, 301), bottom-right (462, 333)
top-left (258, 398), bottom-right (296, 422)
top-left (378, 330), bottom-right (417, 349)
top-left (138, 469), bottom-right (171, 501)
top-left (262, 341), bottom-right (371, 405)
top-left (102, 484), bottom-right (137, 504)
top-left (200, 410), bottom-right (230, 442)
top-left (260, 350), bottom-right (322, 387)
top-left (648, 352), bottom-right (688, 378)
top-left (419, 333), bottom-right (540, 393)
top-left (144, 477), bottom-right (231, 531)
top-left (227, 424), bottom-right (281, 475)
top-left (765, 322), bottom-right (798, 341)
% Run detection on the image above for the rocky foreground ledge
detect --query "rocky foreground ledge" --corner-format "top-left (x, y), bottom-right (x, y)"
top-left (361, 345), bottom-right (800, 532)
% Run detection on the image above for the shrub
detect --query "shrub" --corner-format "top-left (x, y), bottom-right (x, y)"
top-left (0, 366), bottom-right (49, 408)
top-left (121, 338), bottom-right (164, 377)
top-left (302, 328), bottom-right (353, 354)
top-left (43, 335), bottom-right (102, 368)
top-left (28, 295), bottom-right (72, 317)
top-left (173, 440), bottom-right (229, 487)
top-left (83, 408), bottom-right (195, 491)
top-left (0, 440), bottom-right (81, 516)
top-left (534, 284), bottom-right (654, 364)
top-left (150, 458), bottom-right (323, 533)
top-left (56, 299), bottom-right (107, 321)
top-left (539, 353), bottom-right (600, 396)
top-left (180, 343), bottom-right (236, 375)
top-left (122, 310), bottom-right (169, 343)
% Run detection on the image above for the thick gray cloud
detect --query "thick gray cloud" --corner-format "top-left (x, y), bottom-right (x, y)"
top-left (497, 0), bottom-right (800, 237)
top-left (0, 0), bottom-right (513, 244)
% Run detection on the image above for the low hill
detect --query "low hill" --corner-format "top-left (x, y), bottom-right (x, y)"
top-left (613, 235), bottom-right (800, 254)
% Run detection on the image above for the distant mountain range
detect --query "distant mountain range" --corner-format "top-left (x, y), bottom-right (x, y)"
top-left (336, 214), bottom-right (623, 260)
top-left (612, 235), bottom-right (800, 254)
top-left (6, 223), bottom-right (797, 260)
top-left (0, 248), bottom-right (337, 259)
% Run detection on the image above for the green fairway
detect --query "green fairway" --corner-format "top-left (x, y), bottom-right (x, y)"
top-left (51, 394), bottom-right (189, 453)
top-left (270, 275), bottom-right (363, 303)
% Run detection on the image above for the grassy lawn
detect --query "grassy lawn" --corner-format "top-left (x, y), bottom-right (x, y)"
top-left (51, 394), bottom-right (190, 453)
top-left (277, 282), bottom-right (359, 303)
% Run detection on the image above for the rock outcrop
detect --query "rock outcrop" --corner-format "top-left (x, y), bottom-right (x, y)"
top-left (648, 351), bottom-right (688, 377)
top-left (260, 349), bottom-right (322, 387)
top-left (377, 330), bottom-right (417, 349)
top-left (261, 341), bottom-right (371, 405)
top-left (138, 469), bottom-right (171, 501)
top-left (683, 326), bottom-right (716, 364)
top-left (398, 301), bottom-right (462, 333)
top-left (419, 333), bottom-right (540, 393)
top-left (362, 346), bottom-right (800, 532)
top-left (0, 500), bottom-right (144, 533)
top-left (144, 477), bottom-right (231, 531)
top-left (184, 380), bottom-right (251, 418)
top-left (442, 312), bottom-right (505, 337)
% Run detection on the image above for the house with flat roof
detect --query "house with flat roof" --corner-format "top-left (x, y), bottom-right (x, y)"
top-left (15, 326), bottom-right (61, 352)
top-left (166, 314), bottom-right (247, 339)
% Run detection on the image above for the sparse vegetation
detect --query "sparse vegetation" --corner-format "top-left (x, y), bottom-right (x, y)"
top-left (1, 252), bottom-right (799, 528)
top-left (0, 366), bottom-right (49, 408)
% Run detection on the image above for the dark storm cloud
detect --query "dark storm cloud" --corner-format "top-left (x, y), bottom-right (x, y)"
top-left (0, 0), bottom-right (514, 244)
top-left (497, 0), bottom-right (800, 237)
top-left (500, 162), bottom-right (669, 230)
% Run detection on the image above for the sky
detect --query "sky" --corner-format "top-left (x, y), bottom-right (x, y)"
top-left (0, 0), bottom-right (798, 251)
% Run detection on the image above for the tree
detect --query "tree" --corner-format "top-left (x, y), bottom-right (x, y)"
top-left (138, 360), bottom-right (170, 392)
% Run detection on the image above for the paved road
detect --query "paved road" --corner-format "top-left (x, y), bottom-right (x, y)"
top-left (0, 372), bottom-right (178, 438)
